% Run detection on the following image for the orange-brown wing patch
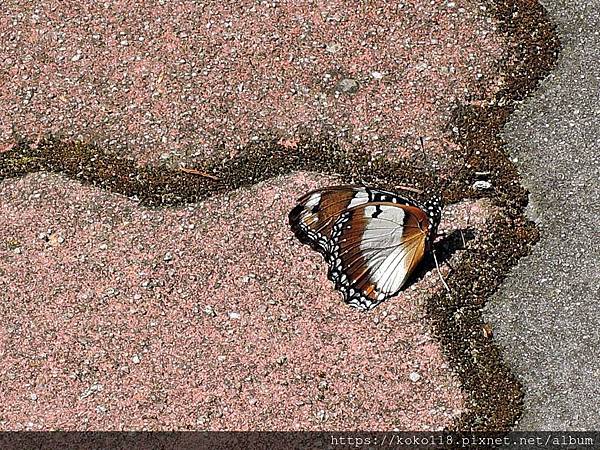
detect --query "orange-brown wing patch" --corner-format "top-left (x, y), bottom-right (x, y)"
top-left (335, 213), bottom-right (376, 299)
top-left (312, 189), bottom-right (356, 237)
top-left (400, 205), bottom-right (430, 276)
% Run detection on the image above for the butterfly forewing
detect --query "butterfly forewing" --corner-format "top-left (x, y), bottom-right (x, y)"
top-left (289, 186), bottom-right (419, 252)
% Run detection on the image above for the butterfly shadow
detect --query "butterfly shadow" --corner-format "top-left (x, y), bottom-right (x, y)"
top-left (403, 228), bottom-right (476, 290)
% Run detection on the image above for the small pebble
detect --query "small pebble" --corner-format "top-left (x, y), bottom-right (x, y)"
top-left (228, 312), bottom-right (241, 320)
top-left (316, 410), bottom-right (329, 422)
top-left (473, 180), bottom-right (492, 190)
top-left (132, 355), bottom-right (141, 364)
top-left (335, 78), bottom-right (359, 94)
top-left (325, 43), bottom-right (341, 54)
top-left (196, 416), bottom-right (208, 425)
top-left (409, 372), bottom-right (422, 382)
top-left (80, 383), bottom-right (103, 400)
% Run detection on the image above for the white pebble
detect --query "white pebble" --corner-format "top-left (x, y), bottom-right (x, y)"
top-left (409, 372), bottom-right (422, 382)
top-left (473, 180), bottom-right (492, 190)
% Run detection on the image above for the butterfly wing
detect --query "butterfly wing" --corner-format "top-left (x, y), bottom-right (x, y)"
top-left (328, 202), bottom-right (430, 310)
top-left (289, 186), bottom-right (431, 310)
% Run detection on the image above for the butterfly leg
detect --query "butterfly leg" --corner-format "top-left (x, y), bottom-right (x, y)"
top-left (432, 248), bottom-right (452, 296)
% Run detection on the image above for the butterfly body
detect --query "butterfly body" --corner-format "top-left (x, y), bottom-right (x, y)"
top-left (289, 186), bottom-right (442, 310)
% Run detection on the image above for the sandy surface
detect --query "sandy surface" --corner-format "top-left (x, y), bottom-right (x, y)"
top-left (1, 0), bottom-right (503, 163)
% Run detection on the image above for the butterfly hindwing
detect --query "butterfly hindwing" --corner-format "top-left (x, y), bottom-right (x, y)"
top-left (329, 202), bottom-right (430, 309)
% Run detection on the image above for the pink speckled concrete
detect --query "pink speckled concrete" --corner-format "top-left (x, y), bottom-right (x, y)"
top-left (0, 1), bottom-right (503, 163)
top-left (0, 172), bottom-right (495, 430)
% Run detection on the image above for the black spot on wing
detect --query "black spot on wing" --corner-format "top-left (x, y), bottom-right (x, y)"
top-left (288, 204), bottom-right (315, 247)
top-left (289, 203), bottom-right (333, 255)
top-left (372, 205), bottom-right (383, 218)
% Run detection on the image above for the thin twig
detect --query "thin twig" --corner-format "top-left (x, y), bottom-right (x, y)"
top-left (395, 185), bottom-right (423, 194)
top-left (179, 167), bottom-right (221, 181)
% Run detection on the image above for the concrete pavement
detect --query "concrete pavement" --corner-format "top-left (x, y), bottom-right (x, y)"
top-left (485, 0), bottom-right (600, 430)
top-left (0, 0), bottom-right (573, 431)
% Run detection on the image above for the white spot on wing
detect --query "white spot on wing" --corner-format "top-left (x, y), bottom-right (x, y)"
top-left (375, 246), bottom-right (411, 294)
top-left (357, 205), bottom-right (414, 295)
top-left (348, 191), bottom-right (369, 209)
top-left (360, 206), bottom-right (405, 249)
top-left (305, 192), bottom-right (321, 209)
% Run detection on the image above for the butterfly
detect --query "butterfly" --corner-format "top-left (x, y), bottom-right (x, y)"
top-left (289, 185), bottom-right (443, 310)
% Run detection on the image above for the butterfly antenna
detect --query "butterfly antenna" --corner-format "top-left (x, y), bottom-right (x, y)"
top-left (438, 118), bottom-right (480, 197)
top-left (461, 204), bottom-right (473, 249)
top-left (419, 136), bottom-right (427, 161)
top-left (419, 136), bottom-right (432, 175)
top-left (419, 136), bottom-right (443, 195)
